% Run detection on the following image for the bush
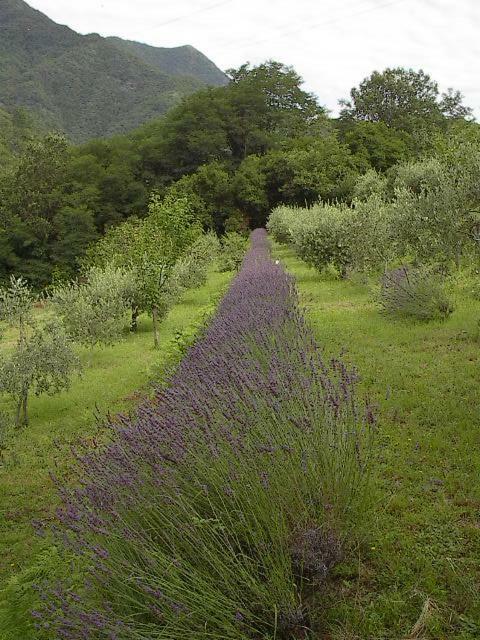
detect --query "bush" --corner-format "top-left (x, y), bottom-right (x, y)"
top-left (224, 210), bottom-right (249, 236)
top-left (218, 232), bottom-right (248, 271)
top-left (42, 230), bottom-right (374, 640)
top-left (291, 202), bottom-right (353, 276)
top-left (471, 278), bottom-right (480, 300)
top-left (50, 265), bottom-right (135, 346)
top-left (352, 168), bottom-right (388, 201)
top-left (379, 266), bottom-right (454, 321)
top-left (266, 205), bottom-right (299, 244)
top-left (172, 232), bottom-right (220, 291)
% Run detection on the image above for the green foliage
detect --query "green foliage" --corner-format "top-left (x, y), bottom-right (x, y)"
top-left (50, 265), bottom-right (135, 346)
top-left (0, 317), bottom-right (79, 427)
top-left (0, 106), bottom-right (39, 167)
top-left (338, 120), bottom-right (414, 171)
top-left (262, 135), bottom-right (363, 209)
top-left (0, 135), bottom-right (100, 287)
top-left (391, 156), bottom-right (445, 194)
top-left (289, 203), bottom-right (354, 276)
top-left (266, 205), bottom-right (298, 244)
top-left (271, 140), bottom-right (480, 278)
top-left (218, 232), bottom-right (248, 271)
top-left (170, 232), bottom-right (220, 290)
top-left (84, 195), bottom-right (209, 346)
top-left (223, 210), bottom-right (250, 236)
top-left (392, 150), bottom-right (480, 267)
top-left (352, 169), bottom-right (388, 201)
top-left (379, 267), bottom-right (454, 321)
top-left (340, 67), bottom-right (472, 139)
top-left (0, 275), bottom-right (35, 333)
top-left (1, 56), bottom-right (476, 286)
top-left (348, 195), bottom-right (396, 272)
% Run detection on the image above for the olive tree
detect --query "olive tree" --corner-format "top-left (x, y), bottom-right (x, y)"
top-left (50, 265), bottom-right (135, 347)
top-left (85, 195), bottom-right (203, 347)
top-left (0, 277), bottom-right (79, 427)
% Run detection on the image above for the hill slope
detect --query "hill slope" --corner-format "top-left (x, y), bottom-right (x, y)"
top-left (0, 0), bottom-right (228, 141)
top-left (107, 38), bottom-right (228, 87)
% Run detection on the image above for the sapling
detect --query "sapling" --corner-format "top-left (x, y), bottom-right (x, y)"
top-left (218, 232), bottom-right (248, 272)
top-left (0, 276), bottom-right (79, 427)
top-left (50, 265), bottom-right (135, 347)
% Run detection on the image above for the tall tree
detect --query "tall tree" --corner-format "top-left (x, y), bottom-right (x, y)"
top-left (340, 68), bottom-right (472, 136)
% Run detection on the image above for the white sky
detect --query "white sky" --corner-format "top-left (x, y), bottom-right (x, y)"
top-left (27, 0), bottom-right (480, 119)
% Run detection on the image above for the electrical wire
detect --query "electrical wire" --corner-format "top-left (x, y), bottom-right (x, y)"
top-left (151, 0), bottom-right (236, 28)
top-left (223, 0), bottom-right (410, 51)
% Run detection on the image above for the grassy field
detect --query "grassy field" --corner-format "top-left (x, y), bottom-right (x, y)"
top-left (0, 267), bottom-right (232, 638)
top-left (273, 243), bottom-right (480, 640)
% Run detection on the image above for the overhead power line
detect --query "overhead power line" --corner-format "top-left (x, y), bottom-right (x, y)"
top-left (152, 0), bottom-right (235, 28)
top-left (224, 0), bottom-right (409, 51)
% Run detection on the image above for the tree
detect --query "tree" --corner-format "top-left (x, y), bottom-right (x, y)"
top-left (0, 277), bottom-right (79, 426)
top-left (339, 68), bottom-right (472, 138)
top-left (218, 233), bottom-right (248, 272)
top-left (85, 195), bottom-right (202, 346)
top-left (50, 265), bottom-right (135, 347)
top-left (261, 135), bottom-right (364, 214)
top-left (0, 135), bottom-right (71, 286)
top-left (51, 206), bottom-right (98, 279)
top-left (337, 120), bottom-right (414, 171)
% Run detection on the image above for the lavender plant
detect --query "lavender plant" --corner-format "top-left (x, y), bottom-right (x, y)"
top-left (40, 230), bottom-right (374, 639)
top-left (380, 266), bottom-right (454, 321)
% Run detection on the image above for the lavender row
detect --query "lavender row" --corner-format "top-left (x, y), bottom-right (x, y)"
top-left (40, 229), bottom-right (374, 640)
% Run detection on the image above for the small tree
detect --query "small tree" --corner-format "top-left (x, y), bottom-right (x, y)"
top-left (0, 277), bottom-right (79, 427)
top-left (85, 195), bottom-right (202, 347)
top-left (50, 265), bottom-right (135, 347)
top-left (218, 232), bottom-right (248, 272)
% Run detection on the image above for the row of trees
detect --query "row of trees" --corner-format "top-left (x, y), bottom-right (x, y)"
top-left (0, 196), bottom-right (236, 428)
top-left (268, 136), bottom-right (480, 278)
top-left (0, 62), bottom-right (475, 288)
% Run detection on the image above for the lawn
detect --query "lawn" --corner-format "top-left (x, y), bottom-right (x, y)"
top-left (0, 267), bottom-right (232, 638)
top-left (274, 243), bottom-right (480, 640)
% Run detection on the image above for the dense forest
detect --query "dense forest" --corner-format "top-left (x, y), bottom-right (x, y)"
top-left (0, 59), bottom-right (476, 288)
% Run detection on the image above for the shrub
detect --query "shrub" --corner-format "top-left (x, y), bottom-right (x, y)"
top-left (348, 195), bottom-right (396, 273)
top-left (0, 320), bottom-right (80, 427)
top-left (224, 210), bottom-right (250, 236)
top-left (42, 230), bottom-right (374, 640)
top-left (171, 232), bottom-right (220, 291)
top-left (50, 265), bottom-right (135, 347)
top-left (0, 276), bottom-right (79, 427)
top-left (291, 202), bottom-right (353, 276)
top-left (218, 231), bottom-right (248, 271)
top-left (471, 278), bottom-right (480, 300)
top-left (266, 205), bottom-right (299, 244)
top-left (379, 266), bottom-right (454, 321)
top-left (352, 168), bottom-right (388, 201)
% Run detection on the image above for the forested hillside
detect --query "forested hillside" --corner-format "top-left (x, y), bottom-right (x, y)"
top-left (106, 38), bottom-right (228, 86)
top-left (0, 0), bottom-right (227, 141)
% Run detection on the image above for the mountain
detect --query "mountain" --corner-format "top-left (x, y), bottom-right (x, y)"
top-left (106, 38), bottom-right (228, 87)
top-left (0, 0), bottom-right (228, 142)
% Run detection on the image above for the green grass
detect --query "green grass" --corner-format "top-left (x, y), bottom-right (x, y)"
top-left (0, 267), bottom-right (232, 638)
top-left (273, 244), bottom-right (480, 640)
